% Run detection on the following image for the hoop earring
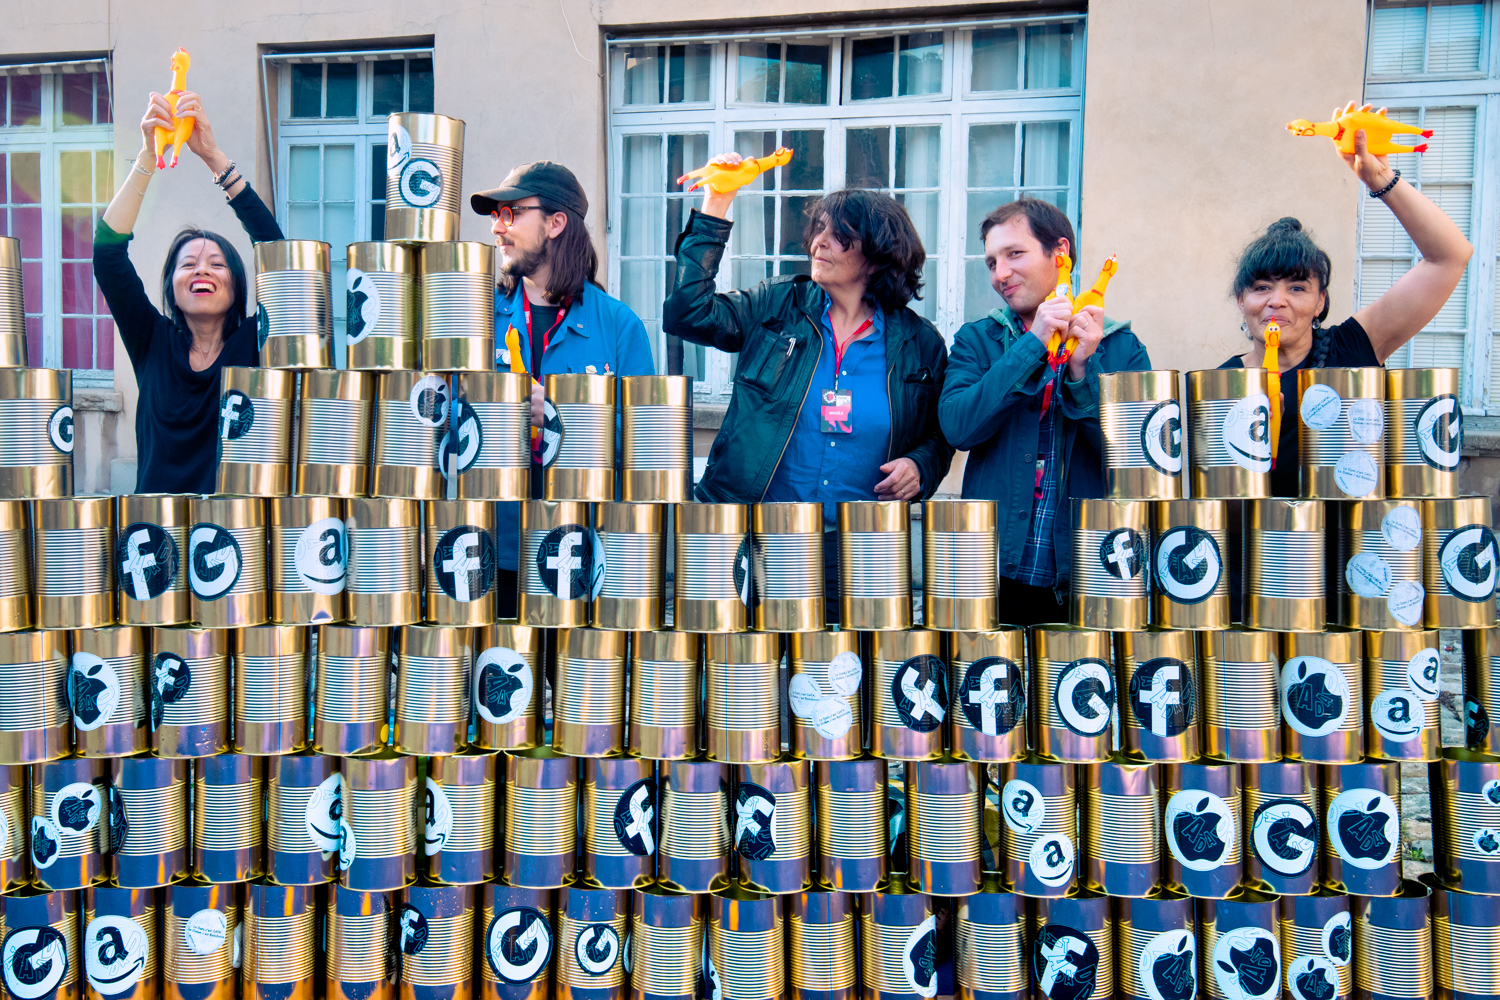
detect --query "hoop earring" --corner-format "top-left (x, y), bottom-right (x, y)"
top-left (1241, 320), bottom-right (1252, 339)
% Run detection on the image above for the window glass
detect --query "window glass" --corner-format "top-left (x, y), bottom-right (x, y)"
top-left (1025, 23), bottom-right (1073, 89)
top-left (8, 77), bottom-right (42, 127)
top-left (785, 45), bottom-right (829, 104)
top-left (737, 43), bottom-right (779, 103)
top-left (1427, 3), bottom-right (1483, 72)
top-left (1, 151), bottom-right (44, 361)
top-left (291, 65), bottom-right (323, 118)
top-left (850, 37), bottom-right (895, 100)
top-left (898, 32), bottom-right (944, 96)
top-left (1369, 2), bottom-right (1483, 75)
top-left (623, 45), bottom-right (711, 105)
top-left (325, 64), bottom-right (357, 117)
top-left (408, 58), bottom-right (435, 112)
top-left (58, 148), bottom-right (111, 371)
top-left (736, 43), bottom-right (830, 105)
top-left (370, 142), bottom-right (387, 240)
top-left (971, 28), bottom-right (1020, 92)
top-left (372, 61), bottom-right (405, 117)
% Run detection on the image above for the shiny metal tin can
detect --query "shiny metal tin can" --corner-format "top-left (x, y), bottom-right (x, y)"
top-left (268, 495), bottom-right (347, 625)
top-left (859, 878), bottom-right (935, 1000)
top-left (705, 632), bottom-right (781, 764)
top-left (186, 496), bottom-right (266, 628)
top-left (30, 756), bottom-right (105, 890)
top-left (1423, 497), bottom-right (1498, 628)
top-left (478, 884), bottom-right (553, 1000)
top-left (395, 624), bottom-right (469, 756)
top-left (296, 369), bottom-right (373, 497)
top-left (787, 890), bottom-right (854, 1000)
top-left (1030, 625), bottom-right (1114, 763)
top-left (371, 371), bottom-right (445, 500)
top-left (954, 881), bottom-right (1026, 1000)
top-left (504, 747), bottom-right (578, 888)
top-left (215, 367), bottom-right (294, 495)
top-left (519, 500), bottom-right (597, 628)
top-left (71, 626), bottom-right (148, 757)
top-left (315, 624), bottom-right (391, 756)
top-left (327, 886), bottom-right (395, 1000)
top-left (596, 503), bottom-right (665, 632)
top-left (1242, 760), bottom-right (1320, 896)
top-left (1099, 369), bottom-right (1184, 500)
top-left (149, 627), bottom-right (229, 759)
top-left (233, 624), bottom-right (308, 755)
top-left (346, 241), bottom-right (418, 372)
top-left (708, 887), bottom-right (783, 1000)
top-left (0, 368), bottom-right (73, 499)
top-left (1083, 758), bottom-right (1160, 897)
top-left (117, 494), bottom-right (189, 627)
top-left (1434, 885), bottom-right (1500, 1000)
top-left (871, 630), bottom-right (945, 762)
top-left (445, 371), bottom-right (530, 500)
top-left (584, 755), bottom-right (655, 889)
top-left (1278, 892), bottom-right (1353, 1000)
top-left (949, 629), bottom-right (1026, 763)
top-left (346, 497), bottom-right (421, 627)
top-left (83, 883), bottom-right (159, 1000)
top-left (0, 765), bottom-right (26, 891)
top-left (0, 628), bottom-right (69, 764)
top-left (473, 622), bottom-right (542, 752)
top-left (242, 881), bottom-right (315, 1000)
top-left (1070, 498), bottom-right (1150, 629)
top-left (422, 750), bottom-right (495, 885)
top-left (0, 501), bottom-right (27, 633)
top-left (658, 757), bottom-right (729, 894)
top-left (1000, 758), bottom-right (1077, 897)
top-left (676, 503), bottom-right (751, 634)
top-left (423, 500), bottom-right (497, 625)
top-left (1364, 629), bottom-right (1441, 761)
top-left (1247, 499), bottom-right (1327, 631)
top-left (34, 496), bottom-right (115, 629)
top-left (254, 241), bottom-right (331, 369)
top-left (621, 376), bottom-right (693, 503)
top-left (1151, 499), bottom-right (1230, 628)
top-left (815, 757), bottom-right (886, 892)
top-left (1186, 368), bottom-right (1272, 499)
top-left (555, 627), bottom-right (626, 758)
top-left (419, 242), bottom-right (493, 373)
top-left (1029, 892), bottom-right (1114, 1000)
top-left (556, 885), bottom-right (628, 1000)
top-left (1161, 761), bottom-right (1241, 898)
top-left (1322, 760), bottom-right (1403, 897)
top-left (1341, 499), bottom-right (1427, 630)
top-left (0, 237), bottom-right (25, 367)
top-left (193, 752), bottom-right (263, 883)
top-left (544, 373), bottom-right (616, 501)
top-left (752, 502), bottom-right (823, 633)
top-left (736, 756), bottom-right (810, 895)
top-left (164, 879), bottom-right (237, 1000)
top-left (1118, 628), bottom-right (1200, 761)
top-left (266, 753), bottom-right (338, 886)
top-left (628, 630), bottom-right (698, 760)
top-left (906, 758), bottom-right (980, 896)
top-left (788, 630), bottom-right (862, 761)
top-left (1352, 881), bottom-right (1432, 1000)
top-left (923, 499), bottom-right (997, 632)
top-left (837, 502), bottom-right (911, 631)
top-left (112, 755), bottom-right (188, 888)
top-left (385, 113), bottom-right (466, 243)
top-left (1196, 889), bottom-right (1281, 1000)
top-left (1386, 367), bottom-right (1463, 499)
top-left (1431, 750), bottom-right (1500, 894)
top-left (629, 891), bottom-right (705, 1000)
top-left (398, 884), bottom-right (474, 1000)
top-left (1199, 628), bottom-right (1280, 762)
top-left (1115, 891), bottom-right (1196, 1000)
top-left (1282, 630), bottom-right (1364, 764)
top-left (1297, 367), bottom-right (1386, 499)
top-left (1, 888), bottom-right (81, 1000)
top-left (344, 751), bottom-right (416, 892)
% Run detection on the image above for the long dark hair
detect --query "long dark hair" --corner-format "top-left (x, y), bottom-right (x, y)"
top-left (495, 201), bottom-right (603, 304)
top-left (159, 228), bottom-right (249, 340)
top-left (802, 189), bottom-right (926, 311)
top-left (1233, 217), bottom-right (1334, 365)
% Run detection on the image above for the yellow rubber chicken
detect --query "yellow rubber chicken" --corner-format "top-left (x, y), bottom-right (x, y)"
top-left (1286, 108), bottom-right (1430, 156)
top-left (154, 48), bottom-right (195, 170)
top-left (1264, 322), bottom-right (1282, 464)
top-left (505, 325), bottom-right (542, 452)
top-left (678, 148), bottom-right (794, 194)
top-left (1041, 251), bottom-right (1119, 360)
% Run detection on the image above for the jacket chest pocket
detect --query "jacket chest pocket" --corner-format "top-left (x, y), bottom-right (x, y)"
top-left (736, 330), bottom-right (801, 396)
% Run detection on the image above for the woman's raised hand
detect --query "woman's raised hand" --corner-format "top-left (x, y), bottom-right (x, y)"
top-left (698, 152), bottom-right (745, 220)
top-left (138, 93), bottom-right (176, 161)
top-left (173, 92), bottom-right (227, 171)
top-left (1334, 100), bottom-right (1396, 192)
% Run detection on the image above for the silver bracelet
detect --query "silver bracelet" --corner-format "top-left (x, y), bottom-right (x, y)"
top-left (212, 160), bottom-right (237, 187)
top-left (132, 161), bottom-right (153, 178)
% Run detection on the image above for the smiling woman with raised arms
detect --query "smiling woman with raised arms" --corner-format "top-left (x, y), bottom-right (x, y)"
top-left (95, 89), bottom-right (283, 494)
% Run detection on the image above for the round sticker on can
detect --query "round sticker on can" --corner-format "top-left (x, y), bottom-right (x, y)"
top-left (1407, 647), bottom-right (1440, 702)
top-left (399, 159), bottom-right (442, 209)
top-left (1333, 451), bottom-right (1379, 498)
top-left (219, 391), bottom-right (253, 441)
top-left (1347, 398), bottom-right (1385, 444)
top-left (902, 916), bottom-right (938, 999)
top-left (29, 817), bottom-right (61, 869)
top-left (183, 908), bottom-right (228, 957)
top-left (1280, 656), bottom-right (1350, 738)
top-left (69, 652), bottom-right (120, 732)
top-left (409, 375), bottom-right (449, 428)
top-left (959, 656), bottom-right (1024, 737)
top-left (612, 778), bottom-right (657, 857)
top-left (474, 646), bottom-right (533, 726)
top-left (1300, 383), bottom-right (1342, 431)
top-left (1326, 788), bottom-right (1399, 869)
top-left (304, 772), bottom-right (344, 853)
top-left (1163, 789), bottom-right (1235, 871)
top-left (1438, 524), bottom-right (1499, 602)
top-left (1001, 778), bottom-right (1046, 835)
top-left (433, 524), bottom-right (497, 603)
top-left (812, 697), bottom-right (854, 740)
top-left (1141, 399), bottom-right (1183, 476)
top-left (1027, 833), bottom-right (1076, 888)
top-left (295, 517), bottom-right (347, 596)
top-left (50, 781), bottom-right (101, 835)
top-left (346, 267), bottom-right (381, 344)
top-left (1321, 911), bottom-right (1352, 966)
top-left (486, 907), bottom-right (553, 984)
top-left (1286, 955), bottom-right (1339, 1000)
top-left (1053, 658), bottom-right (1115, 737)
top-left (1416, 393), bottom-right (1463, 470)
top-left (387, 123), bottom-right (412, 176)
top-left (83, 914), bottom-right (149, 995)
top-left (826, 651), bottom-right (862, 696)
top-left (1370, 688), bottom-right (1423, 744)
top-left (421, 778), bottom-right (453, 856)
top-left (1209, 925), bottom-right (1280, 1000)
top-left (1, 926), bottom-right (70, 1000)
top-left (117, 522), bottom-right (179, 602)
top-left (1249, 798), bottom-right (1318, 878)
top-left (1381, 505), bottom-right (1423, 552)
top-left (1344, 551), bottom-right (1392, 598)
top-left (1387, 580), bottom-right (1425, 626)
top-left (788, 673), bottom-right (822, 720)
top-left (890, 654), bottom-right (948, 732)
top-left (1030, 922), bottom-right (1096, 1000)
top-left (1137, 928), bottom-right (1196, 1000)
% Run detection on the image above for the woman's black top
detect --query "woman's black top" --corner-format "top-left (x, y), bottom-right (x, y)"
top-left (1220, 316), bottom-right (1380, 497)
top-left (93, 185), bottom-right (283, 494)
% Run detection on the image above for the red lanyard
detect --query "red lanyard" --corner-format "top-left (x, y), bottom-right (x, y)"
top-left (521, 294), bottom-right (570, 378)
top-left (831, 318), bottom-right (874, 389)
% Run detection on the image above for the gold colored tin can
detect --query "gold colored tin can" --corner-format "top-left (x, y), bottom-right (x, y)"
top-left (187, 495), bottom-right (267, 629)
top-left (1186, 367), bottom-right (1272, 499)
top-left (815, 757), bottom-right (887, 892)
top-left (385, 113), bottom-right (466, 243)
top-left (949, 630), bottom-right (1027, 762)
top-left (1322, 760), bottom-right (1403, 896)
top-left (907, 758), bottom-right (981, 896)
top-left (556, 885), bottom-right (628, 1000)
top-left (838, 501), bottom-right (911, 631)
top-left (1116, 892), bottom-right (1196, 1000)
top-left (473, 622), bottom-right (543, 752)
top-left (503, 747), bottom-right (578, 889)
top-left (1099, 369), bottom-right (1183, 499)
top-left (1277, 893), bottom-right (1352, 999)
top-left (117, 494), bottom-right (190, 626)
top-left (0, 500), bottom-right (30, 632)
top-left (445, 371), bottom-right (530, 500)
top-left (30, 756), bottom-right (106, 890)
top-left (1028, 892), bottom-right (1114, 999)
top-left (34, 496), bottom-right (115, 629)
top-left (1364, 629), bottom-right (1441, 761)
top-left (424, 500), bottom-right (497, 625)
top-left (1151, 499), bottom-right (1230, 628)
top-left (705, 632), bottom-right (781, 764)
top-left (346, 497), bottom-right (421, 627)
top-left (954, 882), bottom-right (1027, 1000)
top-left (1386, 367), bottom-right (1463, 499)
top-left (596, 502), bottom-right (665, 632)
top-left (112, 754), bottom-right (189, 888)
top-left (149, 626), bottom-right (229, 759)
top-left (1243, 761), bottom-right (1321, 897)
top-left (1247, 499), bottom-right (1326, 631)
top-left (296, 369), bottom-right (374, 497)
top-left (1431, 750), bottom-right (1500, 895)
top-left (859, 877), bottom-right (935, 999)
top-left (554, 627), bottom-right (627, 758)
top-left (398, 884), bottom-right (475, 1000)
top-left (1433, 885), bottom-right (1500, 1000)
top-left (1196, 889), bottom-right (1281, 1000)
top-left (1118, 628), bottom-right (1200, 762)
top-left (583, 755), bottom-right (655, 889)
top-left (628, 630), bottom-right (699, 760)
top-left (1282, 629), bottom-right (1363, 764)
top-left (1199, 628), bottom-right (1281, 761)
top-left (788, 630), bottom-right (862, 761)
top-left (1341, 499), bottom-right (1427, 630)
top-left (84, 884), bottom-right (160, 1000)
top-left (1297, 367), bottom-right (1387, 499)
top-left (0, 889), bottom-right (81, 1000)
top-left (315, 624), bottom-right (391, 756)
top-left (71, 625), bottom-right (148, 757)
top-left (1083, 758), bottom-right (1160, 897)
top-left (1423, 497), bottom-right (1497, 628)
top-left (254, 241), bottom-right (331, 369)
top-left (544, 373), bottom-right (616, 501)
top-left (395, 624), bottom-right (470, 756)
top-left (266, 753), bottom-right (339, 886)
top-left (343, 751), bottom-right (417, 892)
top-left (233, 624), bottom-right (309, 755)
top-left (242, 881), bottom-right (316, 1000)
top-left (215, 367), bottom-right (293, 495)
top-left (0, 367), bottom-right (73, 499)
top-left (478, 884), bottom-right (552, 1000)
top-left (1161, 760), bottom-right (1242, 898)
top-left (621, 376), bottom-right (693, 503)
top-left (631, 887), bottom-right (702, 1000)
top-left (708, 886), bottom-right (783, 1000)
top-left (871, 629), bottom-right (946, 761)
top-left (0, 766), bottom-right (26, 891)
top-left (0, 628), bottom-right (69, 764)
top-left (1352, 882), bottom-right (1432, 998)
top-left (423, 751), bottom-right (496, 882)
top-left (676, 503), bottom-right (751, 633)
top-left (752, 503), bottom-right (824, 633)
top-left (1030, 625), bottom-right (1114, 763)
top-left (1000, 758), bottom-right (1078, 897)
top-left (519, 500), bottom-right (597, 628)
top-left (658, 757), bottom-right (730, 894)
top-left (268, 495), bottom-right (347, 625)
top-left (0, 237), bottom-right (25, 367)
top-left (328, 886), bottom-right (395, 1000)
top-left (735, 755), bottom-right (811, 895)
top-left (787, 891), bottom-right (854, 1000)
top-left (193, 752), bottom-right (263, 884)
top-left (1070, 498), bottom-right (1150, 630)
top-left (371, 370), bottom-right (446, 499)
top-left (924, 500), bottom-right (998, 631)
top-left (346, 241), bottom-right (419, 371)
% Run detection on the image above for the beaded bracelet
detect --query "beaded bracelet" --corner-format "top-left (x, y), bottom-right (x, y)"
top-left (1369, 170), bottom-right (1401, 199)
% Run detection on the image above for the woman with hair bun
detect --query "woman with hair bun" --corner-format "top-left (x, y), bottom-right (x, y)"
top-left (1222, 101), bottom-right (1472, 497)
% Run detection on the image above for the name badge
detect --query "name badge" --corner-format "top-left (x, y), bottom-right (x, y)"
top-left (820, 389), bottom-right (853, 434)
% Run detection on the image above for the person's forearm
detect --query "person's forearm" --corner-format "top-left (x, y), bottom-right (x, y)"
top-left (1378, 170), bottom-right (1471, 265)
top-left (101, 147), bottom-right (156, 235)
top-left (700, 190), bottom-right (735, 219)
top-left (200, 146), bottom-right (246, 200)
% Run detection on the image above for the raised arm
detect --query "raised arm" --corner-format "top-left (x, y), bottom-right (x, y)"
top-left (661, 209), bottom-right (761, 354)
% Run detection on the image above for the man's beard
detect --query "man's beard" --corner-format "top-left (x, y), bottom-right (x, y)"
top-left (500, 238), bottom-right (550, 281)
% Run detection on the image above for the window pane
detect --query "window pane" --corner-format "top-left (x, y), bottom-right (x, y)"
top-left (666, 133), bottom-right (709, 188)
top-left (325, 205), bottom-right (355, 265)
top-left (94, 150), bottom-right (112, 204)
top-left (372, 61), bottom-right (404, 117)
top-left (1369, 5), bottom-right (1426, 74)
top-left (61, 261), bottom-right (92, 314)
top-left (781, 196), bottom-right (819, 255)
top-left (408, 58), bottom-right (434, 112)
top-left (899, 192), bottom-right (939, 252)
top-left (1422, 107), bottom-right (1476, 180)
top-left (623, 47), bottom-right (664, 105)
top-left (783, 130), bottom-right (825, 190)
top-left (96, 318), bottom-right (113, 371)
top-left (668, 45), bottom-right (712, 103)
top-left (737, 43), bottom-right (780, 103)
top-left (325, 64), bottom-right (357, 117)
top-left (371, 144), bottom-right (388, 204)
top-left (1025, 23), bottom-right (1073, 89)
top-left (621, 197), bottom-right (663, 257)
top-left (1428, 4), bottom-right (1483, 72)
top-left (60, 207), bottom-right (92, 259)
top-left (289, 146), bottom-right (321, 201)
top-left (60, 74), bottom-right (94, 126)
top-left (62, 317), bottom-right (93, 369)
top-left (732, 195), bottom-right (775, 257)
top-left (784, 45), bottom-right (829, 104)
top-left (894, 126), bottom-right (941, 189)
top-left (733, 130), bottom-right (776, 190)
top-left (965, 256), bottom-right (996, 321)
top-left (845, 127), bottom-right (889, 189)
top-left (971, 28), bottom-right (1020, 91)
top-left (850, 37), bottom-right (895, 101)
top-left (732, 258), bottom-right (771, 289)
top-left (910, 261), bottom-right (936, 319)
top-left (622, 135), bottom-right (662, 194)
top-left (11, 77), bottom-right (40, 127)
top-left (291, 65), bottom-right (323, 118)
top-left (95, 72), bottom-right (111, 124)
top-left (10, 153), bottom-right (40, 205)
top-left (1021, 121), bottom-right (1070, 187)
top-left (371, 205), bottom-right (385, 241)
top-left (288, 204), bottom-right (320, 240)
top-left (967, 190), bottom-right (1017, 245)
top-left (898, 32), bottom-right (944, 96)
top-left (60, 150), bottom-right (91, 204)
top-left (968, 124), bottom-right (1016, 189)
top-left (12, 207), bottom-right (41, 260)
top-left (324, 144), bottom-right (356, 202)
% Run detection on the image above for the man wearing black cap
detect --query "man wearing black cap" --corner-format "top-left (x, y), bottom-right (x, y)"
top-left (471, 161), bottom-right (655, 615)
